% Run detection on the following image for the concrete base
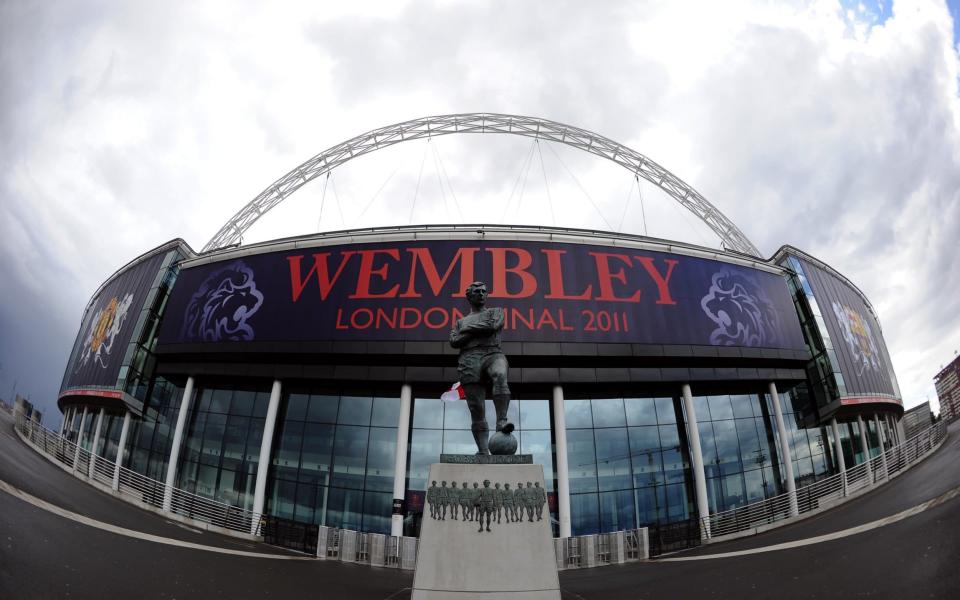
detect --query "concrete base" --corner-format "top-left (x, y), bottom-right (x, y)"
top-left (412, 462), bottom-right (560, 600)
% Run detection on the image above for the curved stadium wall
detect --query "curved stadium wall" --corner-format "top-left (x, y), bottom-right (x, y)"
top-left (56, 224), bottom-right (905, 539)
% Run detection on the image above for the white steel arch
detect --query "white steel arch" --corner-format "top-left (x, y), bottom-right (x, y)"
top-left (204, 113), bottom-right (759, 256)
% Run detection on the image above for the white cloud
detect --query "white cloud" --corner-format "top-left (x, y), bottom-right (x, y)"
top-left (1, 0), bottom-right (958, 422)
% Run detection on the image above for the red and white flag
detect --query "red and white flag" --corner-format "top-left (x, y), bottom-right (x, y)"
top-left (441, 382), bottom-right (466, 403)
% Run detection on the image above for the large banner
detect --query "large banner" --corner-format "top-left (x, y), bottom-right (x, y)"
top-left (62, 252), bottom-right (166, 390)
top-left (792, 255), bottom-right (900, 400)
top-left (157, 240), bottom-right (806, 350)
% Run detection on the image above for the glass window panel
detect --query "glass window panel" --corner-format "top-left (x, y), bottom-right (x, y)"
top-left (196, 389), bottom-right (213, 413)
top-left (194, 464), bottom-right (219, 499)
top-left (664, 483), bottom-right (690, 521)
top-left (443, 400), bottom-right (473, 430)
top-left (658, 424), bottom-right (680, 449)
top-left (719, 473), bottom-right (746, 511)
top-left (338, 396), bottom-right (373, 426)
top-left (294, 483), bottom-right (319, 524)
top-left (407, 429), bottom-right (442, 490)
top-left (365, 427), bottom-right (397, 493)
top-left (246, 418), bottom-right (264, 464)
top-left (591, 398), bottom-right (626, 428)
top-left (599, 489), bottom-right (636, 532)
top-left (217, 468), bottom-right (239, 505)
top-left (362, 491), bottom-right (393, 535)
top-left (520, 430), bottom-right (555, 491)
top-left (371, 396), bottom-right (400, 428)
top-left (200, 414), bottom-right (226, 467)
top-left (177, 460), bottom-right (200, 491)
top-left (307, 394), bottom-right (339, 423)
top-left (413, 397), bottom-right (444, 429)
top-left (570, 493), bottom-right (599, 536)
top-left (736, 418), bottom-right (763, 468)
top-left (707, 395), bottom-right (734, 420)
top-left (661, 448), bottom-right (687, 484)
top-left (654, 397), bottom-right (677, 425)
top-left (519, 400), bottom-right (551, 430)
top-left (743, 468), bottom-right (768, 503)
top-left (210, 389), bottom-right (232, 414)
top-left (712, 420), bottom-right (742, 475)
top-left (286, 393), bottom-right (310, 422)
top-left (252, 391), bottom-right (271, 418)
top-left (222, 415), bottom-right (250, 471)
top-left (269, 479), bottom-right (296, 520)
top-left (299, 423), bottom-right (335, 485)
top-left (629, 427), bottom-right (663, 488)
top-left (595, 427), bottom-right (631, 491)
top-left (567, 429), bottom-right (598, 494)
top-left (730, 395), bottom-right (756, 419)
top-left (698, 422), bottom-right (719, 478)
top-left (273, 420), bottom-right (304, 469)
top-left (442, 429), bottom-right (476, 455)
top-left (624, 397), bottom-right (657, 426)
top-left (564, 400), bottom-right (593, 429)
top-left (231, 390), bottom-right (256, 417)
top-left (634, 485), bottom-right (667, 525)
top-left (693, 395), bottom-right (711, 421)
top-left (326, 487), bottom-right (364, 531)
top-left (331, 425), bottom-right (369, 489)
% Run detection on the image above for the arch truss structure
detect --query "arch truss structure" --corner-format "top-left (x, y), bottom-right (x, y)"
top-left (204, 113), bottom-right (760, 256)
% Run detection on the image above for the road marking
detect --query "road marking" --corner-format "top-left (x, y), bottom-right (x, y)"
top-left (0, 478), bottom-right (313, 560)
top-left (659, 484), bottom-right (960, 561)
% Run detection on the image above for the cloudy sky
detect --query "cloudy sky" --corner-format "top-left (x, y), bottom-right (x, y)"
top-left (1, 0), bottom-right (958, 426)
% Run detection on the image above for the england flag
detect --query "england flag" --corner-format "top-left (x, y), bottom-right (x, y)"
top-left (440, 382), bottom-right (466, 403)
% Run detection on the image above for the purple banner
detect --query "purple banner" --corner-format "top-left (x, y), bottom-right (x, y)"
top-left (157, 240), bottom-right (806, 349)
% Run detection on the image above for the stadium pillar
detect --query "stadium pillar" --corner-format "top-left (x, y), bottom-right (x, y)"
top-left (251, 379), bottom-right (282, 535)
top-left (768, 382), bottom-right (798, 517)
top-left (874, 413), bottom-right (888, 479)
top-left (72, 406), bottom-right (89, 473)
top-left (831, 418), bottom-right (847, 496)
top-left (113, 410), bottom-right (132, 491)
top-left (88, 408), bottom-right (105, 479)
top-left (857, 414), bottom-right (872, 482)
top-left (391, 384), bottom-right (413, 537)
top-left (163, 376), bottom-right (195, 513)
top-left (552, 385), bottom-right (571, 538)
top-left (681, 383), bottom-right (711, 539)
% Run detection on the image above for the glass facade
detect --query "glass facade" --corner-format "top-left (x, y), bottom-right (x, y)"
top-left (126, 376), bottom-right (184, 481)
top-left (265, 387), bottom-right (399, 534)
top-left (565, 395), bottom-right (693, 536)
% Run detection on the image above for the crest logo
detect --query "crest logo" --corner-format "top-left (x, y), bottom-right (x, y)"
top-left (77, 293), bottom-right (134, 370)
top-left (181, 260), bottom-right (264, 342)
top-left (832, 301), bottom-right (881, 375)
top-left (700, 268), bottom-right (781, 347)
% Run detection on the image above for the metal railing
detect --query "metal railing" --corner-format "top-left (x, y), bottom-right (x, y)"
top-left (554, 528), bottom-right (650, 569)
top-left (703, 420), bottom-right (948, 539)
top-left (316, 526), bottom-right (418, 570)
top-left (14, 413), bottom-right (262, 537)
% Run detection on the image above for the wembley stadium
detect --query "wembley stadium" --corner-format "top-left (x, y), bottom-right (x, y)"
top-left (35, 114), bottom-right (914, 556)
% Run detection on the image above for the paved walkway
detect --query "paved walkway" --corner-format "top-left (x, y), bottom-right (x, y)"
top-left (2, 409), bottom-right (958, 599)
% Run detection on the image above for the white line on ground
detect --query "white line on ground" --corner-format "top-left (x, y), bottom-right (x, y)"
top-left (658, 484), bottom-right (960, 561)
top-left (0, 478), bottom-right (314, 560)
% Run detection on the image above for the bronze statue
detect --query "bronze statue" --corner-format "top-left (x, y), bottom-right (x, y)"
top-left (449, 281), bottom-right (514, 455)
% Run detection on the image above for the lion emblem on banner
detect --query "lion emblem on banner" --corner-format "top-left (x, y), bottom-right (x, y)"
top-left (76, 292), bottom-right (134, 370)
top-left (832, 301), bottom-right (881, 376)
top-left (700, 269), bottom-right (781, 347)
top-left (181, 261), bottom-right (264, 342)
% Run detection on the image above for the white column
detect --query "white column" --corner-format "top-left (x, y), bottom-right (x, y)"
top-left (831, 418), bottom-right (847, 495)
top-left (72, 406), bottom-right (89, 472)
top-left (552, 385), bottom-right (572, 538)
top-left (874, 413), bottom-right (888, 480)
top-left (88, 408), bottom-right (105, 479)
top-left (58, 407), bottom-right (69, 437)
top-left (390, 384), bottom-right (413, 537)
top-left (681, 383), bottom-right (711, 539)
top-left (113, 410), bottom-right (132, 491)
top-left (857, 414), bottom-right (872, 482)
top-left (768, 382), bottom-right (798, 517)
top-left (251, 379), bottom-right (282, 534)
top-left (163, 376), bottom-right (195, 513)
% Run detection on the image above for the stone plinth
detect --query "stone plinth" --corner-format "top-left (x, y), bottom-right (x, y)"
top-left (412, 462), bottom-right (560, 600)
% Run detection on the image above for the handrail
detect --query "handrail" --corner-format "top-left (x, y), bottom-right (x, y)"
top-left (13, 413), bottom-right (263, 537)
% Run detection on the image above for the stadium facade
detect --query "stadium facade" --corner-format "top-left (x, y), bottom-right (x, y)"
top-left (56, 223), bottom-right (907, 540)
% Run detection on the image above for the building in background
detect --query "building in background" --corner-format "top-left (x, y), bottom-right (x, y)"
top-left (13, 394), bottom-right (43, 424)
top-left (902, 401), bottom-right (934, 439)
top-left (934, 355), bottom-right (960, 423)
